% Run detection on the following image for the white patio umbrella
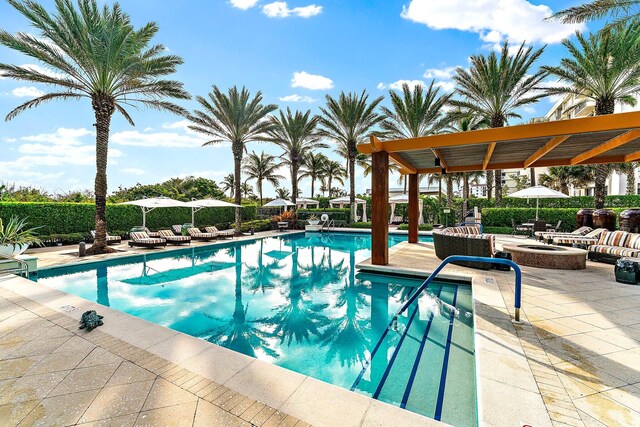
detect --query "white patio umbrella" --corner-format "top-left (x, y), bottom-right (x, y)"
top-left (120, 197), bottom-right (190, 227)
top-left (295, 197), bottom-right (320, 209)
top-left (329, 196), bottom-right (367, 222)
top-left (389, 194), bottom-right (424, 224)
top-left (185, 199), bottom-right (243, 225)
top-left (509, 185), bottom-right (569, 220)
top-left (263, 198), bottom-right (295, 211)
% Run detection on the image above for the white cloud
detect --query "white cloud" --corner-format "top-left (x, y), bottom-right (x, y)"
top-left (123, 168), bottom-right (145, 175)
top-left (111, 130), bottom-right (211, 148)
top-left (279, 94), bottom-right (316, 103)
top-left (263, 2), bottom-right (322, 18)
top-left (424, 66), bottom-right (458, 80)
top-left (291, 71), bottom-right (333, 90)
top-left (20, 63), bottom-right (65, 79)
top-left (434, 80), bottom-right (456, 92)
top-left (401, 0), bottom-right (585, 45)
top-left (230, 0), bottom-right (259, 10)
top-left (377, 79), bottom-right (426, 91)
top-left (11, 86), bottom-right (45, 98)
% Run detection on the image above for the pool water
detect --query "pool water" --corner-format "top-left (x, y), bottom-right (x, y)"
top-left (32, 232), bottom-right (477, 426)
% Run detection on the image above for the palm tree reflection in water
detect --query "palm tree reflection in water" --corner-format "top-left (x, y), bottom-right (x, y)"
top-left (96, 263), bottom-right (110, 307)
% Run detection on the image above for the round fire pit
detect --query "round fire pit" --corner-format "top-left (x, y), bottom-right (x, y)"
top-left (503, 244), bottom-right (587, 270)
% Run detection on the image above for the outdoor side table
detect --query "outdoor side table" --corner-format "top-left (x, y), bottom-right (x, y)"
top-left (614, 257), bottom-right (640, 285)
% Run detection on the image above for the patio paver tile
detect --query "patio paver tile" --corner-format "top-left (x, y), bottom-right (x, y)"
top-left (135, 400), bottom-right (197, 427)
top-left (18, 388), bottom-right (100, 426)
top-left (0, 400), bottom-right (39, 426)
top-left (142, 378), bottom-right (198, 411)
top-left (193, 398), bottom-right (250, 427)
top-left (78, 379), bottom-right (154, 423)
top-left (106, 361), bottom-right (156, 387)
top-left (49, 362), bottom-right (119, 396)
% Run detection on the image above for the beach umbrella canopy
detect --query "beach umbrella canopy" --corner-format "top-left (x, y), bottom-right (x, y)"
top-left (329, 196), bottom-right (368, 221)
top-left (263, 198), bottom-right (295, 207)
top-left (509, 185), bottom-right (569, 219)
top-left (185, 199), bottom-right (243, 224)
top-left (120, 197), bottom-right (190, 227)
top-left (295, 197), bottom-right (319, 208)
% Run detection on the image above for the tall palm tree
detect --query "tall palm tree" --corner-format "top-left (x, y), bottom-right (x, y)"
top-left (0, 0), bottom-right (189, 254)
top-left (301, 152), bottom-right (328, 198)
top-left (243, 151), bottom-right (284, 205)
top-left (322, 160), bottom-right (346, 197)
top-left (613, 162), bottom-right (639, 194)
top-left (539, 166), bottom-right (595, 194)
top-left (268, 108), bottom-right (325, 206)
top-left (543, 23), bottom-right (640, 208)
top-left (221, 174), bottom-right (235, 198)
top-left (319, 91), bottom-right (384, 221)
top-left (187, 86), bottom-right (277, 226)
top-left (452, 41), bottom-right (547, 206)
top-left (552, 0), bottom-right (640, 29)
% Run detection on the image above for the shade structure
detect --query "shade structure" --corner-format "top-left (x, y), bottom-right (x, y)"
top-left (329, 197), bottom-right (367, 222)
top-left (389, 194), bottom-right (424, 224)
top-left (263, 198), bottom-right (295, 207)
top-left (185, 199), bottom-right (243, 225)
top-left (121, 197), bottom-right (190, 227)
top-left (508, 185), bottom-right (569, 220)
top-left (295, 197), bottom-right (320, 208)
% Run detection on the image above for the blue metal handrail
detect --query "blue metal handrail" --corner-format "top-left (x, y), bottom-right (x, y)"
top-left (394, 255), bottom-right (522, 322)
top-left (458, 222), bottom-right (484, 234)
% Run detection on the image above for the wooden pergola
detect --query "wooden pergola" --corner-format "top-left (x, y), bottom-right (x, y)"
top-left (357, 110), bottom-right (640, 265)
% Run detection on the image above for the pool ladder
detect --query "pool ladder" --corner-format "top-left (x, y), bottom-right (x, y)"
top-left (0, 253), bottom-right (30, 278)
top-left (321, 219), bottom-right (335, 232)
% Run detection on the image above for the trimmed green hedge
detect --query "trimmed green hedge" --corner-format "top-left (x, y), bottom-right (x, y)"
top-left (0, 202), bottom-right (257, 235)
top-left (483, 226), bottom-right (513, 235)
top-left (239, 219), bottom-right (271, 233)
top-left (397, 223), bottom-right (434, 231)
top-left (297, 208), bottom-right (351, 223)
top-left (481, 207), bottom-right (628, 231)
top-left (351, 222), bottom-right (372, 229)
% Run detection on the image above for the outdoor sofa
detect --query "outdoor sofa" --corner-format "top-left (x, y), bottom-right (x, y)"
top-left (588, 230), bottom-right (640, 263)
top-left (128, 231), bottom-right (167, 248)
top-left (433, 225), bottom-right (496, 270)
top-left (90, 230), bottom-right (121, 245)
top-left (205, 226), bottom-right (235, 239)
top-left (158, 229), bottom-right (191, 245)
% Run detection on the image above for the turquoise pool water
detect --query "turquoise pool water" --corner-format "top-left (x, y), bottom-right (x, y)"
top-left (31, 232), bottom-right (476, 426)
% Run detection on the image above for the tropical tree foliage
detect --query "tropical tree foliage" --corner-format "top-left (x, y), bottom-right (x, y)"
top-left (221, 174), bottom-right (235, 199)
top-left (243, 151), bottom-right (284, 205)
top-left (613, 162), bottom-right (639, 194)
top-left (0, 0), bottom-right (190, 253)
top-left (552, 0), bottom-right (640, 29)
top-left (109, 176), bottom-right (225, 202)
top-left (301, 152), bottom-right (328, 198)
top-left (187, 85), bottom-right (277, 226)
top-left (543, 24), bottom-right (640, 208)
top-left (319, 91), bottom-right (384, 221)
top-left (452, 41), bottom-right (547, 205)
top-left (275, 187), bottom-right (291, 199)
top-left (321, 160), bottom-right (346, 197)
top-left (538, 166), bottom-right (595, 194)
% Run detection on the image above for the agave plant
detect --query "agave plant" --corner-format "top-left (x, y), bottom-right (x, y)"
top-left (0, 216), bottom-right (43, 253)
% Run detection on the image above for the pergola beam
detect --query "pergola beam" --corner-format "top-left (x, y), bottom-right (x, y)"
top-left (625, 150), bottom-right (640, 162)
top-left (389, 153), bottom-right (417, 174)
top-left (482, 143), bottom-right (496, 170)
top-left (524, 136), bottom-right (569, 167)
top-left (432, 148), bottom-right (448, 170)
top-left (570, 129), bottom-right (640, 165)
top-left (445, 154), bottom-right (630, 173)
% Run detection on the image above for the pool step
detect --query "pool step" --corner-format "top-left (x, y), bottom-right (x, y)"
top-left (351, 285), bottom-right (476, 426)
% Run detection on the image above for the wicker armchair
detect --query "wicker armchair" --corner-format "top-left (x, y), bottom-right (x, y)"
top-left (433, 227), bottom-right (496, 270)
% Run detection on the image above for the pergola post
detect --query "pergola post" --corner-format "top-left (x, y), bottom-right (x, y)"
top-left (408, 174), bottom-right (419, 243)
top-left (371, 151), bottom-right (389, 265)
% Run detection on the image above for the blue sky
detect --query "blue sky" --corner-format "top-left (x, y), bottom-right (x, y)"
top-left (0, 0), bottom-right (597, 197)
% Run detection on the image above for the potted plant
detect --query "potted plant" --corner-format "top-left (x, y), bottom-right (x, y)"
top-left (0, 216), bottom-right (43, 257)
top-left (307, 214), bottom-right (320, 226)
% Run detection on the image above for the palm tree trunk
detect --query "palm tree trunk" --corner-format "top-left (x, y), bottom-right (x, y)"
top-left (328, 174), bottom-right (333, 197)
top-left (463, 173), bottom-right (469, 200)
top-left (311, 175), bottom-right (315, 198)
top-left (594, 164), bottom-right (608, 209)
top-left (233, 144), bottom-right (243, 228)
top-left (292, 164), bottom-right (298, 209)
top-left (258, 180), bottom-right (263, 206)
top-left (529, 167), bottom-right (536, 186)
top-left (494, 169), bottom-right (502, 205)
top-left (87, 96), bottom-right (115, 255)
top-left (627, 170), bottom-right (636, 195)
top-left (446, 176), bottom-right (453, 207)
top-left (486, 170), bottom-right (494, 201)
top-left (349, 155), bottom-right (356, 222)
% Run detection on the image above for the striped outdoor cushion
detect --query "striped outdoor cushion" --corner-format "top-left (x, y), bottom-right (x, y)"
top-left (206, 226), bottom-right (234, 235)
top-left (627, 233), bottom-right (640, 250)
top-left (172, 225), bottom-right (183, 234)
top-left (575, 226), bottom-right (593, 235)
top-left (597, 231), bottom-right (630, 247)
top-left (158, 230), bottom-right (189, 240)
top-left (187, 228), bottom-right (216, 238)
top-left (588, 245), bottom-right (640, 257)
top-left (553, 237), bottom-right (598, 245)
top-left (130, 231), bottom-right (150, 240)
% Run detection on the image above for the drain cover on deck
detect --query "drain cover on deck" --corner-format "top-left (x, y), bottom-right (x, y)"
top-left (60, 305), bottom-right (77, 312)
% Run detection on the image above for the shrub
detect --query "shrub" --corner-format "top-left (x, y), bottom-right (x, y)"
top-left (483, 208), bottom-right (582, 231)
top-left (239, 219), bottom-right (271, 233)
top-left (483, 226), bottom-right (513, 235)
top-left (351, 222), bottom-right (372, 229)
top-left (0, 202), bottom-right (257, 236)
top-left (397, 224), bottom-right (434, 231)
top-left (297, 208), bottom-right (351, 223)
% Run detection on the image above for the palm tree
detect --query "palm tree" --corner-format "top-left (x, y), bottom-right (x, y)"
top-left (240, 181), bottom-right (255, 200)
top-left (275, 187), bottom-right (291, 199)
top-left (539, 166), bottom-right (595, 194)
top-left (243, 151), bottom-right (284, 205)
top-left (187, 86), bottom-right (277, 226)
top-left (319, 91), bottom-right (384, 221)
top-left (0, 0), bottom-right (189, 254)
top-left (221, 174), bottom-right (235, 198)
top-left (301, 152), bottom-right (328, 198)
top-left (452, 41), bottom-right (547, 206)
top-left (268, 108), bottom-right (325, 206)
top-left (613, 162), bottom-right (639, 194)
top-left (322, 160), bottom-right (346, 197)
top-left (551, 0), bottom-right (640, 29)
top-left (543, 24), bottom-right (640, 208)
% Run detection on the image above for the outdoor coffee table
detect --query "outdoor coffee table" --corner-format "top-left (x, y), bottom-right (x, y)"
top-left (503, 243), bottom-right (587, 270)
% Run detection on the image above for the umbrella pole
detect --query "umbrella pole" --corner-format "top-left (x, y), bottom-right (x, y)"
top-left (191, 208), bottom-right (195, 226)
top-left (142, 207), bottom-right (146, 228)
top-left (536, 197), bottom-right (539, 220)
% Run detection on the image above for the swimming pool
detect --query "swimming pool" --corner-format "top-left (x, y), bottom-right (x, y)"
top-left (31, 232), bottom-right (477, 426)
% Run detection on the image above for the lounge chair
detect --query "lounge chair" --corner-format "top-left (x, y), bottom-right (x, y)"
top-left (205, 226), bottom-right (235, 239)
top-left (511, 219), bottom-right (529, 237)
top-left (551, 228), bottom-right (607, 247)
top-left (536, 226), bottom-right (593, 242)
top-left (128, 231), bottom-right (166, 248)
top-left (172, 225), bottom-right (183, 235)
top-left (187, 227), bottom-right (217, 241)
top-left (547, 220), bottom-right (562, 232)
top-left (90, 230), bottom-right (121, 245)
top-left (158, 229), bottom-right (191, 245)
